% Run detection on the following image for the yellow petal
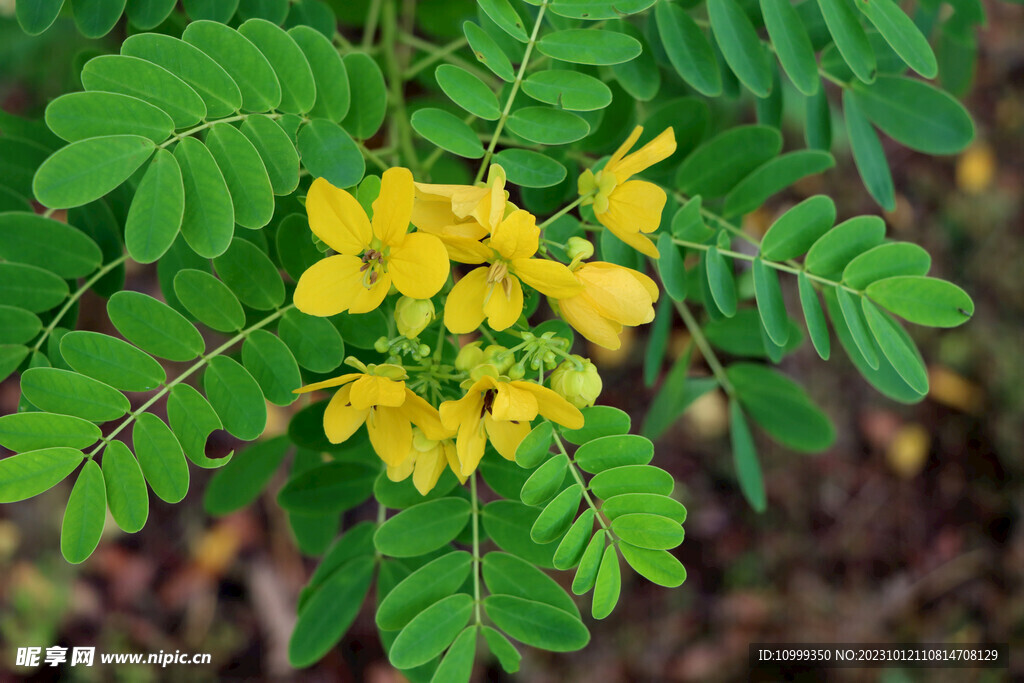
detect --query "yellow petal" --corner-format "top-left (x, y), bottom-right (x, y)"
top-left (387, 454), bottom-right (415, 482)
top-left (388, 232), bottom-right (451, 299)
top-left (484, 413), bottom-right (531, 461)
top-left (294, 254), bottom-right (366, 316)
top-left (294, 373), bottom-right (360, 395)
top-left (577, 262), bottom-right (657, 326)
top-left (412, 444), bottom-right (448, 495)
top-left (367, 405), bottom-right (413, 467)
top-left (442, 441), bottom-right (467, 484)
top-left (372, 167), bottom-right (415, 246)
top-left (512, 258), bottom-right (584, 299)
top-left (350, 375), bottom-right (407, 409)
top-left (630, 267), bottom-right (661, 305)
top-left (348, 271), bottom-right (391, 315)
top-left (605, 180), bottom-right (667, 235)
top-left (595, 212), bottom-right (661, 258)
top-left (410, 196), bottom-right (460, 231)
top-left (611, 127), bottom-right (677, 182)
top-left (515, 381), bottom-right (584, 430)
top-left (483, 274), bottom-right (523, 331)
top-left (324, 385), bottom-right (370, 443)
top-left (489, 210), bottom-right (538, 260)
top-left (444, 267), bottom-right (489, 334)
top-left (492, 381), bottom-right (539, 422)
top-left (558, 295), bottom-right (624, 350)
top-left (455, 414), bottom-right (487, 475)
top-left (439, 377), bottom-right (492, 430)
top-left (306, 177), bottom-right (372, 255)
top-left (604, 125), bottom-right (643, 175)
top-left (440, 236), bottom-right (492, 265)
top-left (402, 390), bottom-right (451, 441)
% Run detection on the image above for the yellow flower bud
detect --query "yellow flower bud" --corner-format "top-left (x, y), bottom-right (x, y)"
top-left (395, 296), bottom-right (435, 339)
top-left (549, 356), bottom-right (602, 409)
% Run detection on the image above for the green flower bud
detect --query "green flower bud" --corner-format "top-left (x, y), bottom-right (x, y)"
top-left (566, 236), bottom-right (594, 261)
top-left (483, 345), bottom-right (514, 373)
top-left (507, 362), bottom-right (526, 380)
top-left (455, 342), bottom-right (484, 372)
top-left (374, 337), bottom-right (390, 353)
top-left (549, 356), bottom-right (602, 409)
top-left (395, 296), bottom-right (435, 339)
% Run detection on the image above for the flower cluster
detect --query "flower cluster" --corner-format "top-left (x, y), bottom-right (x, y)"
top-left (291, 127), bottom-right (675, 493)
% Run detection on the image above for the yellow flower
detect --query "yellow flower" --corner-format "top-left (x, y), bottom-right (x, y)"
top-left (294, 364), bottom-right (450, 468)
top-left (439, 376), bottom-right (584, 476)
top-left (386, 428), bottom-right (466, 495)
top-left (411, 165), bottom-right (508, 262)
top-left (294, 167), bottom-right (450, 316)
top-left (578, 126), bottom-right (676, 259)
top-left (556, 261), bottom-right (660, 350)
top-left (443, 209), bottom-right (582, 333)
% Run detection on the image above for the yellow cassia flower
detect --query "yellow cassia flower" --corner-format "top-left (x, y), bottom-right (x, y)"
top-left (410, 165), bottom-right (507, 263)
top-left (386, 428), bottom-right (466, 495)
top-left (556, 261), bottom-right (660, 350)
top-left (578, 126), bottom-right (676, 259)
top-left (294, 363), bottom-right (450, 468)
top-left (294, 167), bottom-right (450, 316)
top-left (439, 375), bottom-right (584, 476)
top-left (444, 209), bottom-right (582, 333)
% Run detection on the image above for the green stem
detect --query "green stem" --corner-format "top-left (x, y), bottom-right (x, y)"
top-left (473, 0), bottom-right (549, 184)
top-left (398, 32), bottom-right (497, 89)
top-left (673, 191), bottom-right (760, 247)
top-left (362, 0), bottom-right (383, 49)
top-left (33, 255), bottom-right (129, 353)
top-left (674, 300), bottom-right (734, 396)
top-left (551, 427), bottom-right (611, 534)
top-left (538, 194), bottom-right (589, 230)
top-left (86, 305), bottom-right (293, 458)
top-left (381, 0), bottom-right (421, 175)
top-left (359, 143), bottom-right (390, 172)
top-left (403, 36), bottom-right (469, 80)
top-left (158, 113), bottom-right (284, 150)
top-left (470, 472), bottom-right (483, 625)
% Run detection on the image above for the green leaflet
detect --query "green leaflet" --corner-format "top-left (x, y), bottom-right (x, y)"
top-left (760, 0), bottom-right (820, 95)
top-left (174, 137), bottom-right (234, 259)
top-left (240, 115), bottom-right (300, 195)
top-left (133, 412), bottom-right (190, 503)
top-left (430, 627), bottom-right (476, 683)
top-left (657, 233), bottom-right (688, 302)
top-left (0, 447), bottom-right (84, 503)
top-left (479, 0), bottom-right (528, 42)
top-left (506, 107), bottom-right (590, 145)
top-left (760, 195), bottom-right (836, 260)
top-left (182, 0), bottom-right (239, 22)
top-left (729, 400), bottom-right (766, 512)
top-left (82, 54), bottom-right (206, 128)
top-left (726, 363), bottom-right (836, 452)
top-left (376, 551), bottom-right (473, 631)
top-left (297, 119), bottom-right (365, 188)
top-left (817, 0), bottom-right (876, 83)
top-left (610, 513), bottom-right (684, 550)
top-left (107, 291), bottom-right (205, 361)
top-left (843, 242), bottom-right (932, 290)
top-left (862, 299), bottom-right (929, 394)
top-left (619, 543), bottom-right (687, 588)
top-left (707, 0), bottom-right (773, 97)
top-left (60, 459), bottom-right (106, 563)
top-left (572, 529), bottom-right (606, 594)
top-left (723, 151), bottom-right (836, 217)
top-left (241, 330), bottom-right (301, 406)
top-left (125, 0), bottom-right (177, 31)
top-left (125, 149), bottom-right (185, 263)
top-left (843, 89), bottom-right (896, 211)
top-left (854, 0), bottom-right (937, 78)
top-left (289, 555), bottom-right (375, 668)
top-left (290, 26), bottom-right (350, 122)
top-left (531, 484), bottom-right (582, 544)
top-left (484, 595), bottom-right (590, 651)
top-left (574, 434), bottom-right (654, 474)
top-left (590, 464), bottom-right (674, 499)
top-left (205, 123), bottom-right (275, 230)
top-left (203, 355), bottom-right (267, 441)
top-left (850, 76), bottom-right (975, 155)
top-left (277, 459), bottom-right (378, 513)
top-left (484, 551), bottom-right (581, 617)
top-left (20, 367), bottom-right (129, 422)
top-left (805, 215), bottom-right (886, 278)
top-left (213, 237), bottom-right (285, 309)
top-left (553, 508), bottom-right (595, 570)
top-left (464, 21), bottom-right (515, 82)
top-left (676, 125), bottom-right (782, 198)
top-left (374, 498), bottom-right (472, 557)
top-left (122, 33), bottom-right (244, 119)
top-left (483, 500), bottom-right (557, 568)
top-left (237, 0), bottom-right (288, 23)
top-left (608, 20), bottom-right (661, 101)
top-left (70, 0), bottom-right (125, 39)
top-left (59, 331), bottom-right (165, 392)
top-left (45, 91), bottom-right (173, 144)
top-left (491, 149), bottom-right (566, 188)
top-left (182, 20), bottom-right (282, 113)
top-left (537, 29), bottom-right (642, 66)
top-left (0, 212), bottom-right (102, 278)
top-left (705, 246), bottom-right (737, 317)
top-left (411, 109), bottom-right (484, 158)
top-left (203, 436), bottom-right (289, 514)
top-left (389, 594), bottom-right (474, 670)
top-left (436, 65), bottom-right (501, 120)
top-left (515, 421), bottom-right (553, 469)
top-left (591, 545), bottom-right (621, 619)
top-left (341, 52), bottom-right (387, 139)
top-left (16, 0), bottom-right (64, 35)
top-left (0, 263), bottom-right (67, 313)
top-left (550, 0), bottom-right (656, 21)
top-left (239, 19), bottom-right (316, 115)
top-left (520, 453), bottom-right (568, 506)
top-left (101, 440), bottom-right (149, 533)
top-left (277, 308), bottom-right (344, 373)
top-left (805, 87), bottom-right (832, 151)
top-left (33, 135), bottom-right (156, 210)
top-left (561, 405), bottom-right (631, 445)
top-left (173, 269), bottom-right (245, 332)
top-left (655, 2), bottom-right (721, 97)
top-left (838, 288), bottom-right (881, 369)
top-left (522, 70), bottom-right (612, 112)
top-left (166, 383), bottom-right (233, 468)
top-left (0, 412), bottom-right (99, 452)
top-left (797, 272), bottom-right (831, 360)
top-left (602, 493), bottom-right (687, 524)
top-left (866, 276), bottom-right (974, 328)
top-left (752, 259), bottom-right (790, 347)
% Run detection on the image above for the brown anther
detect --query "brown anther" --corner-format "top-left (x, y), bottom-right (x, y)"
top-left (368, 270), bottom-right (379, 285)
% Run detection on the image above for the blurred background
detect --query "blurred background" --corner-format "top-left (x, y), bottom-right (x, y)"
top-left (0, 1), bottom-right (1021, 681)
